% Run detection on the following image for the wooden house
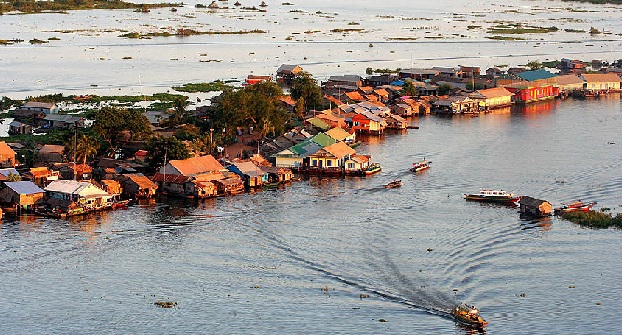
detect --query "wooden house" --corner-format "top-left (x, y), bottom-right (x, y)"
top-left (503, 82), bottom-right (559, 104)
top-left (228, 161), bottom-right (266, 188)
top-left (189, 180), bottom-right (218, 198)
top-left (118, 174), bottom-right (158, 199)
top-left (0, 141), bottom-right (17, 168)
top-left (552, 75), bottom-right (585, 92)
top-left (580, 73), bottom-right (621, 91)
top-left (315, 111), bottom-right (347, 129)
top-left (21, 167), bottom-right (60, 188)
top-left (159, 155), bottom-right (224, 177)
top-left (276, 64), bottom-right (303, 86)
top-left (43, 114), bottom-right (84, 130)
top-left (325, 127), bottom-right (356, 145)
top-left (433, 96), bottom-right (478, 114)
top-left (8, 120), bottom-right (33, 135)
top-left (349, 111), bottom-right (386, 134)
top-left (54, 163), bottom-right (93, 181)
top-left (519, 196), bottom-right (553, 217)
top-left (306, 141), bottom-right (356, 175)
top-left (99, 180), bottom-right (122, 195)
top-left (344, 154), bottom-right (371, 175)
top-left (151, 173), bottom-right (190, 196)
top-left (38, 144), bottom-right (65, 164)
top-left (261, 166), bottom-right (293, 183)
top-left (212, 175), bottom-right (245, 195)
top-left (474, 87), bottom-right (514, 109)
top-left (16, 101), bottom-right (58, 115)
top-left (399, 68), bottom-right (438, 81)
top-left (44, 180), bottom-right (114, 212)
top-left (274, 140), bottom-right (322, 169)
top-left (0, 181), bottom-right (45, 210)
top-left (384, 114), bottom-right (408, 129)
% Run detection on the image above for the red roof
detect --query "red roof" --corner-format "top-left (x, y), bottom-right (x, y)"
top-left (167, 155), bottom-right (224, 176)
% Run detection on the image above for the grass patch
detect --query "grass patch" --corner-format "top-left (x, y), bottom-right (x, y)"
top-left (486, 36), bottom-right (525, 41)
top-left (172, 81), bottom-right (232, 93)
top-left (119, 29), bottom-right (266, 39)
top-left (560, 210), bottom-right (622, 229)
top-left (488, 25), bottom-right (559, 34)
top-left (330, 28), bottom-right (364, 33)
top-left (564, 28), bottom-right (586, 33)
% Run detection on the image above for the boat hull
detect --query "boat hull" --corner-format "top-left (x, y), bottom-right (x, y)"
top-left (464, 194), bottom-right (520, 203)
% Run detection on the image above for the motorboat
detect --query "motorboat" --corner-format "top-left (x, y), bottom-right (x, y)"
top-left (365, 163), bottom-right (382, 175)
top-left (450, 304), bottom-right (488, 329)
top-left (385, 180), bottom-right (402, 188)
top-left (464, 189), bottom-right (520, 203)
top-left (410, 159), bottom-right (431, 173)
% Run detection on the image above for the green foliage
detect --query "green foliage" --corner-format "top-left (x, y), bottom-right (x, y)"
top-left (437, 83), bottom-right (451, 96)
top-left (213, 82), bottom-right (289, 140)
top-left (92, 106), bottom-right (151, 156)
top-left (526, 60), bottom-right (544, 70)
top-left (172, 81), bottom-right (231, 93)
top-left (400, 80), bottom-right (418, 97)
top-left (7, 172), bottom-right (21, 181)
top-left (145, 136), bottom-right (191, 169)
top-left (560, 210), bottom-right (622, 229)
top-left (541, 60), bottom-right (560, 68)
top-left (1, 0), bottom-right (181, 14)
top-left (1, 96), bottom-right (20, 111)
top-left (289, 71), bottom-right (323, 113)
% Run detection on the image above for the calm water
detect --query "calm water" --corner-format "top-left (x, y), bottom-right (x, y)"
top-left (1, 0), bottom-right (622, 98)
top-left (1, 96), bottom-right (620, 334)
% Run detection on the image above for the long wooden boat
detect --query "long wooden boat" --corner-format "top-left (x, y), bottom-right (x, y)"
top-left (554, 201), bottom-right (596, 215)
top-left (385, 180), bottom-right (402, 188)
top-left (464, 189), bottom-right (520, 203)
top-left (410, 159), bottom-right (431, 173)
top-left (450, 304), bottom-right (488, 329)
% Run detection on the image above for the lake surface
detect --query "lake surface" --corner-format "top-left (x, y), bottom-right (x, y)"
top-left (1, 0), bottom-right (621, 98)
top-left (1, 95), bottom-right (620, 334)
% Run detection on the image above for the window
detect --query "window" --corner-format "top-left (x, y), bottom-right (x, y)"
top-left (327, 160), bottom-right (332, 167)
top-left (312, 160), bottom-right (317, 166)
top-left (348, 163), bottom-right (355, 168)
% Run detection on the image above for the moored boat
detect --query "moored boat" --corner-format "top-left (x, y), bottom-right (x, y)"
top-left (464, 189), bottom-right (520, 203)
top-left (365, 163), bottom-right (382, 175)
top-left (410, 159), bottom-right (431, 173)
top-left (385, 180), bottom-right (402, 188)
top-left (451, 304), bottom-right (488, 329)
top-left (554, 200), bottom-right (596, 215)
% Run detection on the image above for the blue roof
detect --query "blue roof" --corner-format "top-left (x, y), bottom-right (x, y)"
top-left (0, 168), bottom-right (19, 178)
top-left (517, 69), bottom-right (557, 82)
top-left (4, 181), bottom-right (45, 195)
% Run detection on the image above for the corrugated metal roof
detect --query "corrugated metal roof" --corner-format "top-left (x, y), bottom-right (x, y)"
top-left (0, 168), bottom-right (19, 178)
top-left (580, 73), bottom-right (621, 83)
top-left (166, 155), bottom-right (224, 176)
top-left (323, 141), bottom-right (356, 159)
top-left (477, 87), bottom-right (514, 99)
top-left (0, 141), bottom-right (16, 156)
top-left (325, 127), bottom-right (351, 141)
top-left (311, 133), bottom-right (337, 148)
top-left (517, 69), bottom-right (557, 82)
top-left (44, 180), bottom-right (106, 195)
top-left (4, 181), bottom-right (44, 195)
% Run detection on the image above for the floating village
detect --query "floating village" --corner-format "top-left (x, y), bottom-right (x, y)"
top-left (0, 57), bottom-right (621, 224)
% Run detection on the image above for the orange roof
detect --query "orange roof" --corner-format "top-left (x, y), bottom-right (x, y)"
top-left (324, 94), bottom-right (343, 105)
top-left (325, 127), bottom-right (351, 141)
top-left (279, 95), bottom-right (296, 106)
top-left (194, 171), bottom-right (226, 181)
top-left (168, 155), bottom-right (224, 176)
top-left (581, 73), bottom-right (621, 83)
top-left (126, 174), bottom-right (158, 189)
top-left (374, 88), bottom-right (389, 97)
top-left (323, 141), bottom-right (356, 159)
top-left (477, 87), bottom-right (514, 98)
top-left (0, 141), bottom-right (16, 157)
top-left (553, 74), bottom-right (584, 85)
top-left (39, 144), bottom-right (65, 154)
top-left (345, 91), bottom-right (364, 101)
top-left (350, 154), bottom-right (370, 164)
top-left (359, 86), bottom-right (374, 94)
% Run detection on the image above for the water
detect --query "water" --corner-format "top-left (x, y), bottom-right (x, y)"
top-left (1, 0), bottom-right (621, 98)
top-left (1, 96), bottom-right (620, 334)
top-left (1, 1), bottom-right (621, 333)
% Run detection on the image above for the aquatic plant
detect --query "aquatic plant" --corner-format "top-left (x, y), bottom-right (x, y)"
top-left (560, 210), bottom-right (622, 229)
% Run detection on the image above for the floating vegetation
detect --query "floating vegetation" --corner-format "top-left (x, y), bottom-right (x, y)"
top-left (488, 25), bottom-right (559, 34)
top-left (330, 28), bottom-right (364, 33)
top-left (48, 36), bottom-right (60, 40)
top-left (29, 38), bottom-right (49, 44)
top-left (1, 0), bottom-right (180, 14)
top-left (122, 56), bottom-right (132, 60)
top-left (119, 29), bottom-right (267, 39)
top-left (487, 35), bottom-right (526, 41)
top-left (589, 27), bottom-right (602, 35)
top-left (560, 210), bottom-right (622, 229)
top-left (172, 81), bottom-right (232, 93)
top-left (0, 39), bottom-right (24, 45)
top-left (154, 301), bottom-right (177, 308)
top-left (564, 28), bottom-right (586, 33)
top-left (387, 37), bottom-right (417, 40)
top-left (467, 25), bottom-right (482, 30)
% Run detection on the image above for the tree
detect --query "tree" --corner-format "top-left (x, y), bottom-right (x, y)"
top-left (526, 60), bottom-right (543, 71)
top-left (93, 106), bottom-right (152, 156)
top-left (75, 134), bottom-right (100, 165)
top-left (437, 83), bottom-right (451, 96)
top-left (401, 80), bottom-right (418, 97)
top-left (290, 71), bottom-right (323, 112)
top-left (166, 96), bottom-right (191, 127)
top-left (145, 136), bottom-right (191, 170)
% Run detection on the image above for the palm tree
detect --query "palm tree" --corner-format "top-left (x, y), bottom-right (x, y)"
top-left (75, 134), bottom-right (100, 165)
